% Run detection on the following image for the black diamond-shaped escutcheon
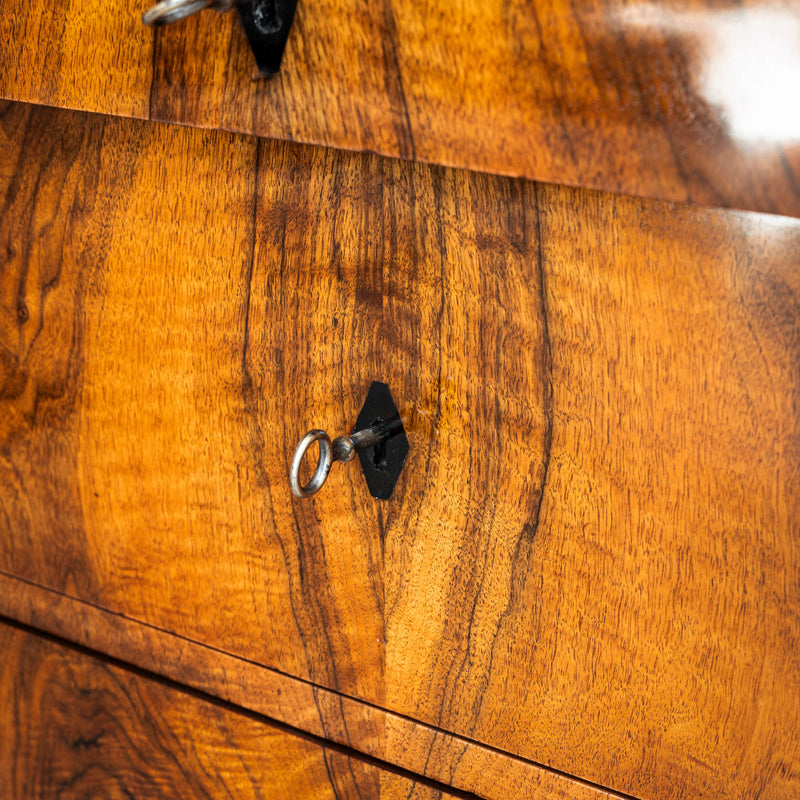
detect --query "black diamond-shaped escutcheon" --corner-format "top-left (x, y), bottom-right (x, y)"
top-left (352, 382), bottom-right (409, 500)
top-left (237, 0), bottom-right (298, 76)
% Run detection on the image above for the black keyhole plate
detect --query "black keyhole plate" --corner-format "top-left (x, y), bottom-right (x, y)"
top-left (237, 0), bottom-right (298, 76)
top-left (352, 382), bottom-right (409, 500)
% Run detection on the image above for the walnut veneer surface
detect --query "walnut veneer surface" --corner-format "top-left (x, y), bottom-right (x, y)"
top-left (0, 620), bottom-right (465, 800)
top-left (0, 574), bottom-right (623, 800)
top-left (1, 0), bottom-right (799, 216)
top-left (1, 100), bottom-right (799, 799)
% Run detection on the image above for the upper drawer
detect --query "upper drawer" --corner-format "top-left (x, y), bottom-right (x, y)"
top-left (1, 100), bottom-right (798, 800)
top-left (1, 0), bottom-right (799, 217)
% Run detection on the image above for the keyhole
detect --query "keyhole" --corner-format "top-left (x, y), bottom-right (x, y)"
top-left (371, 419), bottom-right (387, 470)
top-left (253, 0), bottom-right (282, 34)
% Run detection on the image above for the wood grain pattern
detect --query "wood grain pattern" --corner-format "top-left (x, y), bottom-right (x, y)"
top-left (0, 98), bottom-right (384, 705)
top-left (1, 100), bottom-right (799, 799)
top-left (383, 181), bottom-right (800, 799)
top-left (1, 0), bottom-right (799, 216)
top-left (0, 571), bottom-right (623, 800)
top-left (0, 620), bottom-right (460, 800)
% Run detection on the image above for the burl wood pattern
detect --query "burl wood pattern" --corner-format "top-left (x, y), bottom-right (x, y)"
top-left (1, 0), bottom-right (799, 217)
top-left (0, 572), bottom-right (623, 800)
top-left (0, 621), bottom-right (459, 800)
top-left (1, 101), bottom-right (799, 800)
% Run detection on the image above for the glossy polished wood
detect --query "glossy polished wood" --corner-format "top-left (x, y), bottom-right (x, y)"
top-left (0, 0), bottom-right (799, 216)
top-left (1, 101), bottom-right (799, 799)
top-left (0, 621), bottom-right (458, 800)
top-left (0, 571), bottom-right (623, 800)
top-left (0, 98), bottom-right (384, 706)
top-left (386, 184), bottom-right (800, 799)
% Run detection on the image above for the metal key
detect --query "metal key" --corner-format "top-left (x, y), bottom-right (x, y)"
top-left (290, 417), bottom-right (402, 499)
top-left (289, 382), bottom-right (410, 501)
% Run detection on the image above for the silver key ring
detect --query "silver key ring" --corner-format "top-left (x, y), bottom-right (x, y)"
top-left (289, 430), bottom-right (333, 498)
top-left (288, 384), bottom-right (408, 500)
top-left (142, 0), bottom-right (235, 26)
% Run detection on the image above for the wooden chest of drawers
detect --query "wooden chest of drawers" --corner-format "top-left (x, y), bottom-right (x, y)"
top-left (1, 2), bottom-right (799, 798)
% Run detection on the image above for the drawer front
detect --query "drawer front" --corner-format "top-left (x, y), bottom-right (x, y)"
top-left (1, 100), bottom-right (799, 799)
top-left (0, 620), bottom-right (452, 800)
top-left (2, 0), bottom-right (800, 217)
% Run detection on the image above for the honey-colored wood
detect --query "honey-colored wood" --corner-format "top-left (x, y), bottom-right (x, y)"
top-left (1, 101), bottom-right (799, 799)
top-left (0, 98), bottom-right (383, 704)
top-left (0, 571), bottom-right (624, 800)
top-left (1, 0), bottom-right (799, 216)
top-left (384, 183), bottom-right (800, 799)
top-left (0, 620), bottom-right (459, 800)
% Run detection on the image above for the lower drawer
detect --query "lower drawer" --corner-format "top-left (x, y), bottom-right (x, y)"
top-left (0, 620), bottom-right (451, 800)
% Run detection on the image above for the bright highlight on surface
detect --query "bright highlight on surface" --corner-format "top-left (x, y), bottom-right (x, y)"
top-left (619, 4), bottom-right (800, 144)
